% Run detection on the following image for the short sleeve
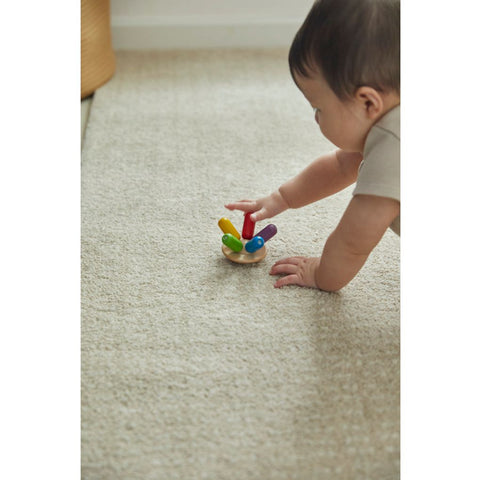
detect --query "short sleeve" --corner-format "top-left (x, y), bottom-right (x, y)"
top-left (353, 126), bottom-right (400, 202)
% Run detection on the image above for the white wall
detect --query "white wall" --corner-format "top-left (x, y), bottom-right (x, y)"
top-left (110, 0), bottom-right (314, 50)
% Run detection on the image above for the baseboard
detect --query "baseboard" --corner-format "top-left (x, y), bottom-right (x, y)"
top-left (111, 15), bottom-right (302, 50)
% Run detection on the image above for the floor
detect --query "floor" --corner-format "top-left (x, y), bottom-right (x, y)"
top-left (81, 50), bottom-right (400, 479)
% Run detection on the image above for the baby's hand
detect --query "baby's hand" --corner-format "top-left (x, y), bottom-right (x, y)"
top-left (224, 190), bottom-right (289, 222)
top-left (269, 256), bottom-right (321, 289)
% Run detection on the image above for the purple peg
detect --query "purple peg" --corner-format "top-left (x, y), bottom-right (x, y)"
top-left (255, 224), bottom-right (277, 243)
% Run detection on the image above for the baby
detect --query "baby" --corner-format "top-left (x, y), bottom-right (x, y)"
top-left (225, 0), bottom-right (400, 292)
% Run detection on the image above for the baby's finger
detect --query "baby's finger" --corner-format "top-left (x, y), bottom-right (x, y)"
top-left (224, 200), bottom-right (257, 212)
top-left (274, 274), bottom-right (301, 288)
top-left (271, 257), bottom-right (304, 268)
top-left (269, 263), bottom-right (298, 276)
top-left (250, 207), bottom-right (268, 222)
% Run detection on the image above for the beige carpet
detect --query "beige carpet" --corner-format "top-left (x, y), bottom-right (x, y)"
top-left (81, 50), bottom-right (400, 479)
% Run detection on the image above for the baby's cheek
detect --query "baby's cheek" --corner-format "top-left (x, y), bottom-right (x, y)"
top-left (321, 125), bottom-right (344, 149)
top-left (318, 122), bottom-right (331, 139)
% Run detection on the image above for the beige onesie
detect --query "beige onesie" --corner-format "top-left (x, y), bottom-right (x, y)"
top-left (353, 105), bottom-right (400, 235)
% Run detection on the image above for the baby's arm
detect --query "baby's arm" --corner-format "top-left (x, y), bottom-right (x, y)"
top-left (314, 194), bottom-right (399, 291)
top-left (271, 194), bottom-right (400, 291)
top-left (225, 150), bottom-right (362, 221)
top-left (279, 150), bottom-right (362, 209)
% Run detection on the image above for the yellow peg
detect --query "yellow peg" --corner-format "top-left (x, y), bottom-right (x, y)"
top-left (218, 217), bottom-right (241, 239)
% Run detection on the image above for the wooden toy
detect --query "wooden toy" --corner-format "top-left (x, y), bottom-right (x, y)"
top-left (219, 216), bottom-right (277, 264)
top-left (222, 233), bottom-right (243, 252)
top-left (245, 236), bottom-right (264, 253)
top-left (255, 224), bottom-right (277, 242)
top-left (242, 213), bottom-right (255, 240)
top-left (218, 217), bottom-right (241, 239)
top-left (222, 240), bottom-right (267, 264)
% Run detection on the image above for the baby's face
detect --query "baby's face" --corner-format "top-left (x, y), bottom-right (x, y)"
top-left (294, 72), bottom-right (370, 152)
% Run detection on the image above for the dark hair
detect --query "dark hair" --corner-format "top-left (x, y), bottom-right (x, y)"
top-left (289, 0), bottom-right (400, 100)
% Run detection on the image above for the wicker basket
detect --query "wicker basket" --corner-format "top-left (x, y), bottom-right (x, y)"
top-left (81, 0), bottom-right (115, 99)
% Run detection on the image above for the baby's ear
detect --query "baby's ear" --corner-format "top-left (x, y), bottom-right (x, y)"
top-left (354, 86), bottom-right (383, 120)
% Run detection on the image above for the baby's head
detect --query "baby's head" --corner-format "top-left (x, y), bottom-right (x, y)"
top-left (289, 0), bottom-right (400, 151)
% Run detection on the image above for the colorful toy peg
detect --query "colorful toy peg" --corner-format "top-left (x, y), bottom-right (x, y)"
top-left (256, 224), bottom-right (277, 243)
top-left (218, 217), bottom-right (241, 239)
top-left (245, 236), bottom-right (264, 253)
top-left (242, 212), bottom-right (256, 240)
top-left (222, 233), bottom-right (243, 252)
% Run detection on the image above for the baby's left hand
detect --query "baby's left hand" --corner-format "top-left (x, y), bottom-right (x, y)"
top-left (269, 256), bottom-right (321, 289)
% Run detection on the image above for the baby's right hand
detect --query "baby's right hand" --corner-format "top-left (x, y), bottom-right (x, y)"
top-left (224, 189), bottom-right (289, 222)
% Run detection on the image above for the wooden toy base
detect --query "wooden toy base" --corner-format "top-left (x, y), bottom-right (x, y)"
top-left (222, 241), bottom-right (267, 264)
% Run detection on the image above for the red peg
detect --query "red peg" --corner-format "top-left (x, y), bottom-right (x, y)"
top-left (242, 212), bottom-right (256, 240)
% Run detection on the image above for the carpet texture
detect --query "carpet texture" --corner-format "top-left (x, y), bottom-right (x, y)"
top-left (81, 50), bottom-right (400, 480)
